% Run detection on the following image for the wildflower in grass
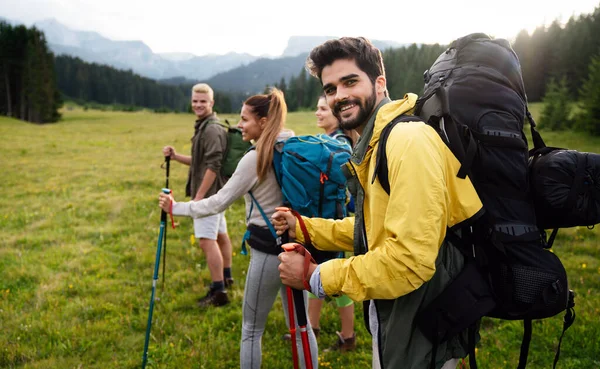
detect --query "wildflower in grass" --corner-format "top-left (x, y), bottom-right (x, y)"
top-left (582, 263), bottom-right (587, 269)
top-left (190, 234), bottom-right (195, 246)
top-left (69, 284), bottom-right (73, 289)
top-left (233, 252), bottom-right (237, 256)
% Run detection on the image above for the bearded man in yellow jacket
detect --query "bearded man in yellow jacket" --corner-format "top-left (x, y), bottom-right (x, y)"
top-left (273, 37), bottom-right (484, 369)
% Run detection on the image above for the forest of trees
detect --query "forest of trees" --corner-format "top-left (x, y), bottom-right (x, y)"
top-left (0, 22), bottom-right (61, 123)
top-left (54, 55), bottom-right (236, 114)
top-left (513, 6), bottom-right (600, 102)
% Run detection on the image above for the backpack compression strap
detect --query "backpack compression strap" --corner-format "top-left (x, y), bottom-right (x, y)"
top-left (372, 115), bottom-right (424, 194)
top-left (526, 109), bottom-right (547, 153)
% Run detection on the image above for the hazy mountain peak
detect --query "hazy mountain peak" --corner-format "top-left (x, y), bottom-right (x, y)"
top-left (159, 52), bottom-right (197, 61)
top-left (19, 17), bottom-right (261, 81)
top-left (34, 18), bottom-right (106, 48)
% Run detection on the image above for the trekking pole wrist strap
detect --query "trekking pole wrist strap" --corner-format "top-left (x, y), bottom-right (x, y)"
top-left (289, 211), bottom-right (314, 291)
top-left (283, 243), bottom-right (316, 291)
top-left (169, 200), bottom-right (175, 229)
top-left (291, 210), bottom-right (312, 246)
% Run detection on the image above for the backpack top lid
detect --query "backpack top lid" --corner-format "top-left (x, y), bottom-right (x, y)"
top-left (273, 133), bottom-right (351, 219)
top-left (418, 33), bottom-right (528, 125)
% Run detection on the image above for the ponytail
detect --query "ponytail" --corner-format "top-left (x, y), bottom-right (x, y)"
top-left (244, 88), bottom-right (287, 182)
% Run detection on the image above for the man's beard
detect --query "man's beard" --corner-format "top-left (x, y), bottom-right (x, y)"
top-left (333, 86), bottom-right (376, 131)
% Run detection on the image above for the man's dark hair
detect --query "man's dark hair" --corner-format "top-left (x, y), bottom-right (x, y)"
top-left (305, 37), bottom-right (386, 84)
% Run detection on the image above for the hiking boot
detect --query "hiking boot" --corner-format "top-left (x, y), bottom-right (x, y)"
top-left (225, 278), bottom-right (234, 288)
top-left (324, 331), bottom-right (356, 353)
top-left (282, 327), bottom-right (320, 341)
top-left (197, 289), bottom-right (229, 307)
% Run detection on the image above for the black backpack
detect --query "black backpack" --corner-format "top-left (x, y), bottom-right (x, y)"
top-left (375, 33), bottom-right (576, 369)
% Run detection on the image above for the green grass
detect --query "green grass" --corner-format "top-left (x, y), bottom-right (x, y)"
top-left (0, 105), bottom-right (598, 368)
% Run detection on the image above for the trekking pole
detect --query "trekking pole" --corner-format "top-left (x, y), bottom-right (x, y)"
top-left (274, 206), bottom-right (315, 369)
top-left (293, 290), bottom-right (313, 369)
top-left (161, 156), bottom-right (170, 288)
top-left (253, 202), bottom-right (311, 368)
top-left (141, 188), bottom-right (171, 369)
top-left (282, 243), bottom-right (314, 369)
top-left (286, 287), bottom-right (300, 369)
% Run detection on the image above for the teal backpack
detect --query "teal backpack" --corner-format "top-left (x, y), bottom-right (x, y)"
top-left (273, 134), bottom-right (352, 219)
top-left (241, 134), bottom-right (352, 261)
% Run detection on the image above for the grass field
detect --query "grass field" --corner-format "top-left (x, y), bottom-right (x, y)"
top-left (0, 103), bottom-right (599, 369)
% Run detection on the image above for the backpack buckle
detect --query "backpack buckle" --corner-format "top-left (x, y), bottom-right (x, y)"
top-left (320, 172), bottom-right (329, 184)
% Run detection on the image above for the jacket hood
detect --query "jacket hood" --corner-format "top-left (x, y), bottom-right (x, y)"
top-left (369, 93), bottom-right (418, 148)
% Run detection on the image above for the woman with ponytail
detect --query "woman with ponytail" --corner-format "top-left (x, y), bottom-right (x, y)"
top-left (159, 88), bottom-right (319, 369)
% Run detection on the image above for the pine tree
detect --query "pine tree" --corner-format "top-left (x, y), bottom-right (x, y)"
top-left (540, 77), bottom-right (572, 130)
top-left (575, 54), bottom-right (600, 135)
top-left (278, 77), bottom-right (287, 96)
top-left (0, 22), bottom-right (61, 123)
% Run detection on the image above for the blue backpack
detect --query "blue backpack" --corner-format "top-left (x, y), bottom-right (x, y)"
top-left (273, 134), bottom-right (352, 219)
top-left (241, 134), bottom-right (352, 260)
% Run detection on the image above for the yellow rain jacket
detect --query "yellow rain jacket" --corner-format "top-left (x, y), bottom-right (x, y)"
top-left (296, 93), bottom-right (482, 300)
top-left (295, 94), bottom-right (484, 368)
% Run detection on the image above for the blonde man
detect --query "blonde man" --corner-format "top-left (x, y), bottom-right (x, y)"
top-left (162, 83), bottom-right (233, 307)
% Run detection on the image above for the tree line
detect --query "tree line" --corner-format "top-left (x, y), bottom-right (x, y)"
top-left (0, 21), bottom-right (61, 123)
top-left (515, 6), bottom-right (600, 135)
top-left (55, 55), bottom-right (236, 114)
top-left (513, 5), bottom-right (600, 102)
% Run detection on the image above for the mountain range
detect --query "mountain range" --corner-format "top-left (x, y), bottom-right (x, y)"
top-left (1, 17), bottom-right (407, 93)
top-left (32, 18), bottom-right (260, 81)
top-left (205, 36), bottom-right (406, 93)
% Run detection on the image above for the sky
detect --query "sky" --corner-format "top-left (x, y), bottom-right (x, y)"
top-left (1, 0), bottom-right (599, 57)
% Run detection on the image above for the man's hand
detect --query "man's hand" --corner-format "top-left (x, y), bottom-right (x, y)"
top-left (162, 146), bottom-right (176, 159)
top-left (278, 244), bottom-right (317, 290)
top-left (271, 207), bottom-right (296, 238)
top-left (158, 192), bottom-right (175, 212)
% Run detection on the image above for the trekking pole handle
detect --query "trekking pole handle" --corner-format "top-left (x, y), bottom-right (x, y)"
top-left (160, 188), bottom-right (173, 226)
top-left (282, 243), bottom-right (315, 291)
top-left (282, 243), bottom-right (301, 252)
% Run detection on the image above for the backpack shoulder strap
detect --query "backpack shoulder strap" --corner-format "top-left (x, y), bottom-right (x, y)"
top-left (248, 191), bottom-right (279, 242)
top-left (272, 142), bottom-right (284, 188)
top-left (372, 115), bottom-right (424, 195)
top-left (199, 118), bottom-right (226, 134)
